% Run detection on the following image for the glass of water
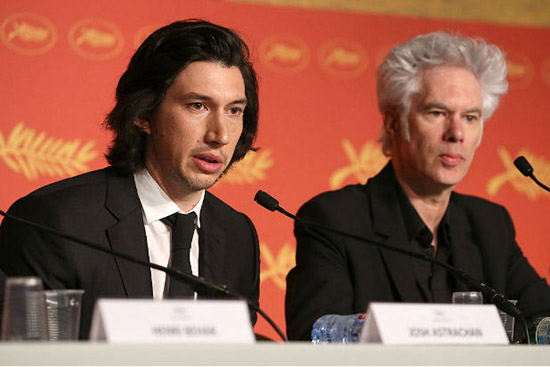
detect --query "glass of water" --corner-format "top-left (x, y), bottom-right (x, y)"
top-left (1, 277), bottom-right (49, 341)
top-left (42, 289), bottom-right (84, 341)
top-left (452, 291), bottom-right (483, 304)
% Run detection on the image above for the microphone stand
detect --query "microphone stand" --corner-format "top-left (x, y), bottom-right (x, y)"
top-left (254, 190), bottom-right (531, 344)
top-left (0, 209), bottom-right (287, 342)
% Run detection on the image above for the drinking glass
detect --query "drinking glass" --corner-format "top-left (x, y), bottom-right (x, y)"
top-left (498, 300), bottom-right (517, 343)
top-left (452, 291), bottom-right (483, 304)
top-left (1, 277), bottom-right (49, 341)
top-left (42, 289), bottom-right (84, 341)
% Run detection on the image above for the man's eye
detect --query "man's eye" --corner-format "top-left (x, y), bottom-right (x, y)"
top-left (465, 115), bottom-right (478, 122)
top-left (429, 111), bottom-right (445, 118)
top-left (229, 107), bottom-right (243, 115)
top-left (189, 102), bottom-right (204, 110)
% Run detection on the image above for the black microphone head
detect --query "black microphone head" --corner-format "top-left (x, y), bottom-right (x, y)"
top-left (254, 190), bottom-right (279, 211)
top-left (514, 156), bottom-right (533, 177)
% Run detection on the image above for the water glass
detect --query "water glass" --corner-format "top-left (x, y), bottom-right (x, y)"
top-left (452, 291), bottom-right (483, 304)
top-left (1, 277), bottom-right (49, 341)
top-left (498, 300), bottom-right (517, 343)
top-left (42, 289), bottom-right (84, 341)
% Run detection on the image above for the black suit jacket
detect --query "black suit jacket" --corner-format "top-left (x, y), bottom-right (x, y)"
top-left (286, 162), bottom-right (550, 340)
top-left (0, 167), bottom-right (260, 339)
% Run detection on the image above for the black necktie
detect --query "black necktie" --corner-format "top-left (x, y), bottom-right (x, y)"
top-left (161, 212), bottom-right (197, 297)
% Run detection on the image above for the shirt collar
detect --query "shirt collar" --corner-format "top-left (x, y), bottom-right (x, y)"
top-left (391, 169), bottom-right (453, 248)
top-left (133, 168), bottom-right (204, 228)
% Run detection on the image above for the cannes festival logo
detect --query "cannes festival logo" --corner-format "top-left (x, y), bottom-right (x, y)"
top-left (318, 38), bottom-right (368, 78)
top-left (1, 13), bottom-right (57, 55)
top-left (259, 34), bottom-right (310, 75)
top-left (68, 18), bottom-right (124, 60)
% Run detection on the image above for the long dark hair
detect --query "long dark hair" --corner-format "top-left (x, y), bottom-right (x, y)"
top-left (104, 19), bottom-right (259, 173)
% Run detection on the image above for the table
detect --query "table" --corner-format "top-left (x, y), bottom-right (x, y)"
top-left (0, 342), bottom-right (549, 365)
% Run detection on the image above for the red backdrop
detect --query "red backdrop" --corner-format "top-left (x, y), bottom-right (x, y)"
top-left (1, 0), bottom-right (549, 339)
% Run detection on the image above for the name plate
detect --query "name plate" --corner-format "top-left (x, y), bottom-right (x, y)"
top-left (90, 299), bottom-right (254, 344)
top-left (360, 303), bottom-right (509, 345)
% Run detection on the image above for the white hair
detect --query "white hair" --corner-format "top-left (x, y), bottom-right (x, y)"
top-left (376, 32), bottom-right (508, 155)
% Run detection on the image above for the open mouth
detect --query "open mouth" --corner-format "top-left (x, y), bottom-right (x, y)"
top-left (192, 153), bottom-right (224, 173)
top-left (199, 155), bottom-right (220, 164)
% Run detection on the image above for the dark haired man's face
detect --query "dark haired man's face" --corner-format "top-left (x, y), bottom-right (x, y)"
top-left (135, 61), bottom-right (246, 209)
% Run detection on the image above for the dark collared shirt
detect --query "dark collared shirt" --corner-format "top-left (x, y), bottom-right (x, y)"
top-left (395, 182), bottom-right (455, 303)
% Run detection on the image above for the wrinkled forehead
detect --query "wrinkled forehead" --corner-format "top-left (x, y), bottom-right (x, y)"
top-left (413, 66), bottom-right (481, 104)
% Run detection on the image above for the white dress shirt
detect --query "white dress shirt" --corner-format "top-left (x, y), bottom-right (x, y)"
top-left (133, 168), bottom-right (204, 300)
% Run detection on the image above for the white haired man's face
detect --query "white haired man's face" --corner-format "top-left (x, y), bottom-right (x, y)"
top-left (388, 66), bottom-right (483, 194)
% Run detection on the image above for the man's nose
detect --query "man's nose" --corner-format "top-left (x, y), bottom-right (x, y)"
top-left (205, 111), bottom-right (229, 146)
top-left (443, 115), bottom-right (464, 143)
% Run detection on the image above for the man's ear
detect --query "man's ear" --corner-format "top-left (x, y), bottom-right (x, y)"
top-left (382, 111), bottom-right (399, 138)
top-left (134, 119), bottom-right (151, 134)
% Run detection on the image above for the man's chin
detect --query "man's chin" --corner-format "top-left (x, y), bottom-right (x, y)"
top-left (434, 175), bottom-right (464, 189)
top-left (438, 165), bottom-right (468, 182)
top-left (187, 174), bottom-right (222, 192)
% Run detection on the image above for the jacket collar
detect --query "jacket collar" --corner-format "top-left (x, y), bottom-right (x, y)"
top-left (197, 192), bottom-right (226, 294)
top-left (365, 162), bottom-right (424, 302)
top-left (446, 194), bottom-right (484, 290)
top-left (104, 169), bottom-right (153, 297)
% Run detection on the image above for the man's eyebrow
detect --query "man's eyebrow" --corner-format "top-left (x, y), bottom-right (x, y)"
top-left (464, 107), bottom-right (482, 115)
top-left (182, 93), bottom-right (247, 104)
top-left (422, 103), bottom-right (449, 110)
top-left (422, 103), bottom-right (482, 115)
top-left (182, 92), bottom-right (211, 101)
top-left (231, 98), bottom-right (248, 105)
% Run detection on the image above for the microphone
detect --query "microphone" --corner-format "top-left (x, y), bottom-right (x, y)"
top-left (514, 156), bottom-right (550, 193)
top-left (0, 208), bottom-right (287, 342)
top-left (255, 190), bottom-right (297, 220)
top-left (254, 190), bottom-right (523, 318)
top-left (514, 156), bottom-right (533, 177)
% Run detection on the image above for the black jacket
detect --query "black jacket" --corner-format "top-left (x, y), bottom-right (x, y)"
top-left (0, 167), bottom-right (260, 338)
top-left (286, 162), bottom-right (550, 340)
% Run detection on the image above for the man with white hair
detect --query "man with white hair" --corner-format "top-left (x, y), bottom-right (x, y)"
top-left (285, 32), bottom-right (550, 341)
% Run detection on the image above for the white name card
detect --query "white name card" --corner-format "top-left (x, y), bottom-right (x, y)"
top-left (90, 299), bottom-right (255, 344)
top-left (360, 302), bottom-right (509, 345)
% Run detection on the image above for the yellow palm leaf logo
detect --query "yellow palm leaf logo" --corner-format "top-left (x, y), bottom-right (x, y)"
top-left (259, 34), bottom-right (310, 75)
top-left (1, 13), bottom-right (57, 55)
top-left (487, 146), bottom-right (550, 200)
top-left (330, 139), bottom-right (388, 189)
top-left (325, 47), bottom-right (361, 67)
top-left (265, 43), bottom-right (303, 63)
top-left (8, 21), bottom-right (49, 42)
top-left (259, 242), bottom-right (295, 290)
top-left (0, 122), bottom-right (98, 180)
top-left (222, 150), bottom-right (274, 184)
top-left (75, 27), bottom-right (116, 47)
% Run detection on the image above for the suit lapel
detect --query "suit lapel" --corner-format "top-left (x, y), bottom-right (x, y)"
top-left (104, 170), bottom-right (152, 297)
top-left (367, 163), bottom-right (423, 302)
top-left (197, 193), bottom-right (226, 289)
top-left (447, 195), bottom-right (484, 291)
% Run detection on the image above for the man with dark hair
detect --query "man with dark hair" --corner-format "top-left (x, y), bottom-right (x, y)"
top-left (0, 19), bottom-right (260, 339)
top-left (285, 32), bottom-right (550, 341)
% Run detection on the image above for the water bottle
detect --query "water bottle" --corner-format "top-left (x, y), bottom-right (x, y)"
top-left (535, 317), bottom-right (550, 344)
top-left (311, 313), bottom-right (366, 344)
